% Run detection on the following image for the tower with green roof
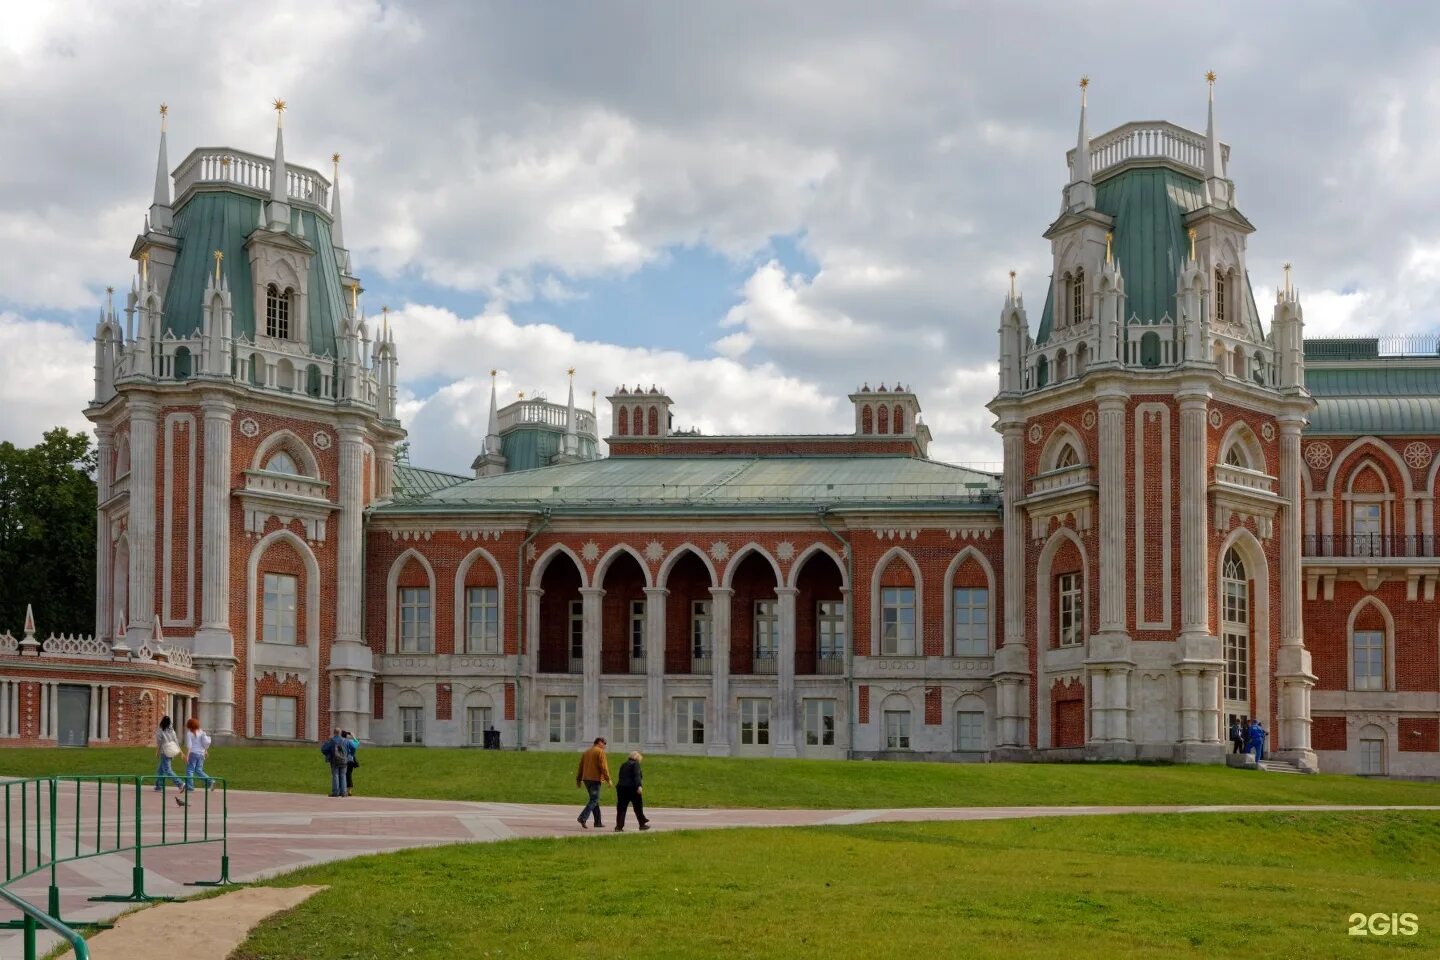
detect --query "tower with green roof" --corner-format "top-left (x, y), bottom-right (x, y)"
top-left (989, 76), bottom-right (1317, 770)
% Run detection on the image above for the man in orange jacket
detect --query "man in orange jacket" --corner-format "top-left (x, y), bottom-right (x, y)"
top-left (576, 737), bottom-right (611, 829)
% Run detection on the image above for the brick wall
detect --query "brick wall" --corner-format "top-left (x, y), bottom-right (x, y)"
top-left (1051, 677), bottom-right (1085, 748)
top-left (1312, 715), bottom-right (1346, 751)
top-left (1399, 716), bottom-right (1439, 752)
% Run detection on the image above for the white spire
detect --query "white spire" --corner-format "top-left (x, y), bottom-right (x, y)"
top-left (485, 370), bottom-right (501, 454)
top-left (563, 368), bottom-right (578, 456)
top-left (150, 103), bottom-right (172, 231)
top-left (330, 153), bottom-right (345, 249)
top-left (267, 99), bottom-right (291, 229)
top-left (1204, 71), bottom-right (1222, 179)
top-left (1072, 77), bottom-right (1091, 184)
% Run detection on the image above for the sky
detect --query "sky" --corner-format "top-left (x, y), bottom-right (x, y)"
top-left (4, 0), bottom-right (1440, 474)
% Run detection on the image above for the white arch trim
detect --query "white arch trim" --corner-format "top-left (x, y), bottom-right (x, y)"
top-left (453, 546), bottom-right (506, 656)
top-left (529, 543), bottom-right (590, 590)
top-left (246, 528), bottom-right (322, 740)
top-left (1218, 421), bottom-right (1268, 474)
top-left (1345, 596), bottom-right (1396, 692)
top-left (942, 546), bottom-right (998, 656)
top-left (1216, 527), bottom-right (1271, 722)
top-left (1035, 527), bottom-right (1089, 654)
top-left (656, 543), bottom-right (719, 589)
top-left (720, 542), bottom-right (783, 589)
top-left (870, 546), bottom-right (924, 656)
top-left (387, 548), bottom-right (438, 655)
top-left (785, 542), bottom-right (849, 590)
top-left (593, 543), bottom-right (655, 590)
top-left (250, 428), bottom-right (321, 478)
top-left (1322, 437), bottom-right (1416, 499)
top-left (1039, 424), bottom-right (1087, 473)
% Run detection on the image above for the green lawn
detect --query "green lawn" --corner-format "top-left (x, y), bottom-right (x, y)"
top-left (1, 745), bottom-right (1437, 808)
top-left (231, 812), bottom-right (1440, 959)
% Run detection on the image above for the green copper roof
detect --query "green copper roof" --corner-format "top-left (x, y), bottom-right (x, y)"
top-left (377, 455), bottom-right (1001, 516)
top-left (392, 463), bottom-right (472, 499)
top-left (162, 190), bottom-right (347, 358)
top-left (1307, 364), bottom-right (1440, 397)
top-left (501, 426), bottom-right (600, 473)
top-left (1308, 397), bottom-right (1440, 435)
top-left (1037, 168), bottom-right (1259, 345)
top-left (1305, 356), bottom-right (1440, 435)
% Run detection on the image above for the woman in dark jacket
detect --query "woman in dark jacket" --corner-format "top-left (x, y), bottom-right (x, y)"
top-left (614, 751), bottom-right (650, 832)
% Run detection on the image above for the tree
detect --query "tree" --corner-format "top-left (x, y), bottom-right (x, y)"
top-left (0, 428), bottom-right (97, 635)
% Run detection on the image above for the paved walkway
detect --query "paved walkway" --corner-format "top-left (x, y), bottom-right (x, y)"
top-left (5, 788), bottom-right (1439, 956)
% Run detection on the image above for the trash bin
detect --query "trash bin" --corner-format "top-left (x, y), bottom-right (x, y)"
top-left (483, 729), bottom-right (501, 750)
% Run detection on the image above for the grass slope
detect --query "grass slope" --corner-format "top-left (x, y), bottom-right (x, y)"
top-left (234, 812), bottom-right (1440, 959)
top-left (1, 746), bottom-right (1437, 808)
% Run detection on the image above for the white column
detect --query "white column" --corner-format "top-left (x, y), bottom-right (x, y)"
top-left (95, 426), bottom-right (114, 643)
top-left (127, 398), bottom-right (160, 646)
top-left (995, 422), bottom-right (1030, 748)
top-left (1107, 668), bottom-right (1129, 742)
top-left (774, 586), bottom-right (798, 757)
top-left (100, 685), bottom-right (110, 741)
top-left (580, 587), bottom-right (604, 741)
top-left (1178, 668), bottom-right (1201, 743)
top-left (89, 684), bottom-right (99, 741)
top-left (1096, 393), bottom-right (1128, 634)
top-left (49, 682), bottom-right (59, 740)
top-left (707, 587), bottom-right (733, 755)
top-left (0, 682), bottom-right (7, 737)
top-left (195, 393), bottom-right (237, 735)
top-left (1177, 392), bottom-right (1210, 637)
top-left (1088, 670), bottom-right (1107, 741)
top-left (38, 684), bottom-right (47, 739)
top-left (329, 420), bottom-right (376, 736)
top-left (1275, 417), bottom-right (1317, 767)
top-left (643, 587), bottom-right (667, 749)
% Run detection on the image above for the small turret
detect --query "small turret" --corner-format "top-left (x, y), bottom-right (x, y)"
top-left (553, 369), bottom-right (581, 463)
top-left (93, 287), bottom-right (123, 405)
top-left (472, 371), bottom-right (508, 477)
top-left (201, 248), bottom-right (233, 377)
top-left (1203, 72), bottom-right (1232, 208)
top-left (1095, 232), bottom-right (1125, 363)
top-left (149, 104), bottom-right (173, 233)
top-left (1177, 227), bottom-right (1204, 363)
top-left (998, 271), bottom-right (1030, 393)
top-left (1066, 77), bottom-right (1095, 212)
top-left (1272, 263), bottom-right (1305, 390)
top-left (607, 385), bottom-right (672, 438)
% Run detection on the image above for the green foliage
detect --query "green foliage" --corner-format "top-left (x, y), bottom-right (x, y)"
top-left (234, 813), bottom-right (1440, 959)
top-left (3, 745), bottom-right (1436, 809)
top-left (0, 428), bottom-right (96, 634)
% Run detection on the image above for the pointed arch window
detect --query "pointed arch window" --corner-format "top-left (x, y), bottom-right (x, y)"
top-left (893, 405), bottom-right (904, 432)
top-left (265, 284), bottom-right (292, 339)
top-left (647, 406), bottom-right (659, 436)
top-left (1214, 270), bottom-right (1227, 325)
top-left (878, 405), bottom-right (890, 434)
top-left (265, 450), bottom-right (300, 476)
top-left (617, 406), bottom-right (629, 436)
top-left (1070, 268), bottom-right (1085, 326)
top-left (632, 407), bottom-right (644, 436)
top-left (861, 405), bottom-right (873, 434)
top-left (1054, 443), bottom-right (1079, 470)
top-left (1224, 444), bottom-right (1248, 469)
top-left (1221, 547), bottom-right (1250, 705)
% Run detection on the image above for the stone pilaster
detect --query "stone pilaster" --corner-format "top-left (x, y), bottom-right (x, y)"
top-left (994, 421), bottom-right (1030, 749)
top-left (1085, 390), bottom-right (1134, 756)
top-left (126, 398), bottom-right (159, 648)
top-left (1173, 387), bottom-right (1223, 762)
top-left (643, 587), bottom-right (668, 749)
top-left (1275, 417), bottom-right (1317, 769)
top-left (580, 587), bottom-right (605, 741)
top-left (94, 426), bottom-right (113, 644)
top-left (773, 586), bottom-right (799, 757)
top-left (329, 420), bottom-right (375, 736)
top-left (707, 587), bottom-right (733, 755)
top-left (194, 393), bottom-right (236, 735)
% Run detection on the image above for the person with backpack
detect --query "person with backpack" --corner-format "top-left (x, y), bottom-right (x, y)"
top-left (154, 716), bottom-right (188, 805)
top-left (321, 728), bottom-right (351, 797)
top-left (613, 751), bottom-right (650, 832)
top-left (1228, 717), bottom-right (1244, 755)
top-left (343, 730), bottom-right (360, 797)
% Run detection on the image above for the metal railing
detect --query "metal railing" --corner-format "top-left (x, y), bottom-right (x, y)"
top-left (1304, 335), bottom-right (1440, 360)
top-left (811, 653), bottom-right (845, 675)
top-left (1303, 534), bottom-right (1438, 559)
top-left (1, 775), bottom-right (232, 960)
top-left (750, 655), bottom-right (777, 675)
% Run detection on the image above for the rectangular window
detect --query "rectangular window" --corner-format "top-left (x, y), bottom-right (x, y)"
top-left (568, 600), bottom-right (584, 671)
top-left (1223, 629), bottom-right (1249, 702)
top-left (952, 587), bottom-right (989, 656)
top-left (817, 600), bottom-right (845, 671)
top-left (1057, 573), bottom-right (1084, 647)
top-left (691, 600), bottom-right (713, 670)
top-left (880, 587), bottom-right (916, 656)
top-left (465, 586), bottom-right (500, 654)
top-left (1351, 503), bottom-right (1383, 556)
top-left (400, 706), bottom-right (424, 745)
top-left (265, 287), bottom-right (291, 340)
top-left (753, 599), bottom-right (778, 671)
top-left (740, 698), bottom-right (771, 746)
top-left (466, 706), bottom-right (492, 746)
top-left (629, 600), bottom-right (646, 661)
top-left (260, 695), bottom-right (296, 739)
top-left (547, 697), bottom-right (577, 744)
top-left (1359, 737), bottom-right (1385, 775)
top-left (1352, 630), bottom-right (1385, 691)
top-left (262, 573), bottom-right (298, 645)
top-left (398, 587), bottom-right (432, 653)
top-left (676, 697), bottom-right (705, 745)
top-left (610, 697), bottom-right (641, 744)
top-left (804, 698), bottom-right (836, 747)
top-left (884, 710), bottom-right (911, 750)
top-left (957, 710), bottom-right (984, 751)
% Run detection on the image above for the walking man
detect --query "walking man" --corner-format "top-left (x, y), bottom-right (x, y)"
top-left (1250, 720), bottom-right (1267, 762)
top-left (575, 737), bottom-right (610, 829)
top-left (1229, 717), bottom-right (1244, 755)
top-left (614, 751), bottom-right (650, 832)
top-left (322, 728), bottom-right (351, 797)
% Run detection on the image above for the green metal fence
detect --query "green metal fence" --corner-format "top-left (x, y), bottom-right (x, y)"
top-left (1, 775), bottom-right (232, 959)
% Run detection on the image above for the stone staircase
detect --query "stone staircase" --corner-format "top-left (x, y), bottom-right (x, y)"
top-left (1256, 758), bottom-right (1307, 774)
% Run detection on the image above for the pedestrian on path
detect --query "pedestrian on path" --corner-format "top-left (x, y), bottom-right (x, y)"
top-left (321, 728), bottom-right (352, 797)
top-left (343, 730), bottom-right (359, 796)
top-left (614, 751), bottom-right (650, 832)
top-left (184, 717), bottom-right (215, 792)
top-left (1250, 721), bottom-right (1267, 762)
top-left (575, 737), bottom-right (610, 829)
top-left (1229, 717), bottom-right (1244, 754)
top-left (154, 716), bottom-right (187, 805)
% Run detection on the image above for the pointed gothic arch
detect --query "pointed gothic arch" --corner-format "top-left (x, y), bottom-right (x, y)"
top-left (454, 546), bottom-right (506, 655)
top-left (720, 543), bottom-right (783, 590)
top-left (1039, 425), bottom-right (1087, 473)
top-left (530, 543), bottom-right (592, 591)
top-left (246, 528), bottom-right (322, 739)
top-left (386, 548), bottom-right (438, 654)
top-left (1218, 421), bottom-right (1267, 474)
top-left (1346, 596), bottom-right (1395, 692)
top-left (594, 543), bottom-right (655, 590)
top-left (942, 546), bottom-right (997, 656)
top-left (250, 429), bottom-right (320, 478)
top-left (869, 546), bottom-right (923, 656)
top-left (657, 543), bottom-right (720, 589)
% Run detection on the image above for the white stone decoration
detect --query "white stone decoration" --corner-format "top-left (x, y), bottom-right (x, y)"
top-left (0, 631), bottom-right (19, 654)
top-left (41, 634), bottom-right (113, 659)
top-left (644, 540), bottom-right (665, 562)
top-left (1404, 442), bottom-right (1432, 470)
top-left (776, 541), bottom-right (795, 561)
top-left (239, 418), bottom-right (260, 438)
top-left (526, 544), bottom-right (538, 561)
top-left (1208, 409), bottom-right (1223, 429)
top-left (1304, 442), bottom-right (1333, 469)
top-left (1081, 410), bottom-right (1097, 431)
top-left (313, 430), bottom-right (332, 450)
top-left (710, 540), bottom-right (731, 562)
top-left (581, 540), bottom-right (600, 563)
top-left (1260, 422), bottom-right (1275, 441)
top-left (1028, 424), bottom-right (1043, 444)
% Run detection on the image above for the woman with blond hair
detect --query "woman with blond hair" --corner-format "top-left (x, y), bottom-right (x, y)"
top-left (613, 751), bottom-right (650, 832)
top-left (183, 716), bottom-right (215, 792)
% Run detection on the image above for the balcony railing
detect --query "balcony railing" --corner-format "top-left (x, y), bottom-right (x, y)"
top-left (1029, 464), bottom-right (1094, 497)
top-left (567, 656), bottom-right (583, 674)
top-left (1214, 463), bottom-right (1276, 495)
top-left (173, 146), bottom-right (331, 209)
top-left (751, 655), bottom-right (777, 675)
top-left (690, 655), bottom-right (712, 675)
top-left (1303, 535), bottom-right (1438, 559)
top-left (1067, 121), bottom-right (1228, 180)
top-left (813, 653), bottom-right (844, 675)
top-left (629, 656), bottom-right (646, 674)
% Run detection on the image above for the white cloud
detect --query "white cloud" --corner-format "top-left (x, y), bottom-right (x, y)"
top-left (0, 314), bottom-right (95, 445)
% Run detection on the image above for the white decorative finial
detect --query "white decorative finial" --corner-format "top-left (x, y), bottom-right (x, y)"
top-left (1008, 270), bottom-right (1016, 300)
top-left (273, 97), bottom-right (287, 126)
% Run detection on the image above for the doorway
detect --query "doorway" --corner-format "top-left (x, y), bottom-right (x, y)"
top-left (57, 685), bottom-right (90, 747)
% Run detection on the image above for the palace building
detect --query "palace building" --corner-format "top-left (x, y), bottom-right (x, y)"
top-left (3, 84), bottom-right (1436, 777)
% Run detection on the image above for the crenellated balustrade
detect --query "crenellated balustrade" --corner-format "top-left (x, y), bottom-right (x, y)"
top-left (1213, 463), bottom-right (1276, 495)
top-left (1029, 463), bottom-right (1095, 497)
top-left (1067, 121), bottom-right (1229, 180)
top-left (172, 147), bottom-right (331, 209)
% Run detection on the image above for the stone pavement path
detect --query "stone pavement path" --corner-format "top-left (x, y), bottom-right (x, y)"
top-left (5, 787), bottom-right (1439, 957)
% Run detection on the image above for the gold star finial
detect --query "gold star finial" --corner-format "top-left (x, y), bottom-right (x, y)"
top-left (106, 285), bottom-right (114, 295)
top-left (567, 367), bottom-right (576, 378)
top-left (1188, 227), bottom-right (1198, 261)
top-left (490, 369), bottom-right (497, 378)
top-left (1105, 231), bottom-right (1113, 264)
top-left (273, 98), bottom-right (286, 128)
top-left (213, 249), bottom-right (223, 284)
top-left (332, 152), bottom-right (341, 165)
top-left (1008, 269), bottom-right (1016, 300)
top-left (1079, 76), bottom-right (1089, 90)
top-left (159, 102), bottom-right (168, 131)
top-left (1205, 70), bottom-right (1217, 86)
top-left (518, 391), bottom-right (526, 400)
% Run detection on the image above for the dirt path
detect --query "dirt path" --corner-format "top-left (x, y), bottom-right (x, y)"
top-left (81, 886), bottom-right (325, 960)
